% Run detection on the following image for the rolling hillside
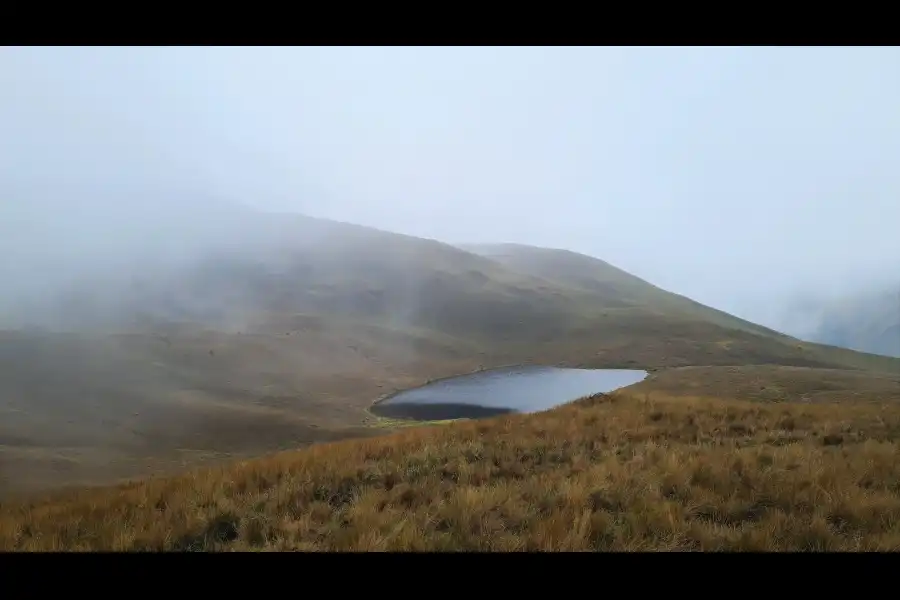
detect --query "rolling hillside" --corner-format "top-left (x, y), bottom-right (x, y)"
top-left (458, 242), bottom-right (900, 373)
top-left (6, 367), bottom-right (900, 551)
top-left (461, 243), bottom-right (792, 338)
top-left (3, 201), bottom-right (900, 498)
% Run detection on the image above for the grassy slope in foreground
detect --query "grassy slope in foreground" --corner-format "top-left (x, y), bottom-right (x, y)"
top-left (4, 366), bottom-right (900, 551)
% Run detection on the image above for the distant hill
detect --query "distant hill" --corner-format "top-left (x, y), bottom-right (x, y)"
top-left (460, 243), bottom-right (791, 339)
top-left (6, 205), bottom-right (895, 371)
top-left (796, 286), bottom-right (900, 358)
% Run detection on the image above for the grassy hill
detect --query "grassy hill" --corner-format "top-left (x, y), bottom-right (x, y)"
top-left (0, 318), bottom-right (472, 497)
top-left (3, 205), bottom-right (900, 510)
top-left (461, 243), bottom-right (793, 338)
top-left (4, 365), bottom-right (900, 551)
top-left (459, 242), bottom-right (900, 373)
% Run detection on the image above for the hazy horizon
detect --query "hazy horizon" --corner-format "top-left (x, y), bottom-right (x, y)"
top-left (3, 46), bottom-right (900, 334)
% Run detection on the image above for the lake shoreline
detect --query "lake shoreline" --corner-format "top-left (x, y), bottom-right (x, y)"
top-left (368, 365), bottom-right (649, 422)
top-left (369, 362), bottom-right (533, 409)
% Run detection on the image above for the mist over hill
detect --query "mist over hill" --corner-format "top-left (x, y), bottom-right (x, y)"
top-left (4, 181), bottom-right (900, 498)
top-left (2, 183), bottom-right (896, 373)
top-left (779, 285), bottom-right (900, 358)
top-left (0, 183), bottom-right (810, 348)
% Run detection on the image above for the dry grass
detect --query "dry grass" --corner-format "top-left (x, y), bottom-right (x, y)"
top-left (363, 415), bottom-right (468, 429)
top-left (633, 365), bottom-right (900, 404)
top-left (5, 380), bottom-right (900, 551)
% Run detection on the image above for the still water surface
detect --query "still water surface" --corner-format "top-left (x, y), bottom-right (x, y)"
top-left (372, 366), bottom-right (647, 421)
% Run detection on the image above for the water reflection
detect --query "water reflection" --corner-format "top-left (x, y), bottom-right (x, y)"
top-left (372, 366), bottom-right (647, 420)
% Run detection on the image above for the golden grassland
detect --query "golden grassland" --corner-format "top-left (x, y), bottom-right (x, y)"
top-left (632, 364), bottom-right (900, 404)
top-left (5, 364), bottom-right (900, 551)
top-left (7, 307), bottom-right (893, 500)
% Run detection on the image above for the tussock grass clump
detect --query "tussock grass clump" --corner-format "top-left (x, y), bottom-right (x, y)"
top-left (4, 390), bottom-right (900, 551)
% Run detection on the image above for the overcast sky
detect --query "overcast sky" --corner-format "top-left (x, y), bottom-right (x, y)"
top-left (3, 46), bottom-right (899, 328)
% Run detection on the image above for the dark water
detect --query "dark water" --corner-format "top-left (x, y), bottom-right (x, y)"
top-left (371, 366), bottom-right (647, 421)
